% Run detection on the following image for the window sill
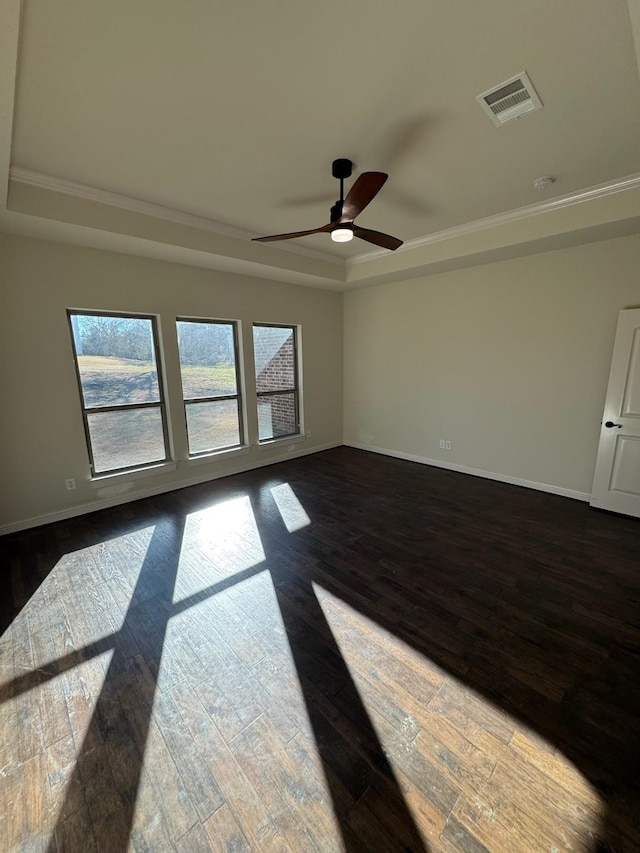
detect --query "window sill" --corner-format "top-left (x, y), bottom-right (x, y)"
top-left (256, 434), bottom-right (306, 451)
top-left (187, 445), bottom-right (251, 467)
top-left (90, 460), bottom-right (178, 489)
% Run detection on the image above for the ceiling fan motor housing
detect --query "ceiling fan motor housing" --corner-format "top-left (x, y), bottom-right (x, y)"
top-left (330, 201), bottom-right (343, 222)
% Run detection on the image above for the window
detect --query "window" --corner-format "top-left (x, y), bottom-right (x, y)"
top-left (68, 311), bottom-right (170, 475)
top-left (253, 324), bottom-right (300, 441)
top-left (176, 319), bottom-right (244, 456)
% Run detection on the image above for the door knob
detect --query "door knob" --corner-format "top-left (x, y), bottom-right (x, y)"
top-left (604, 421), bottom-right (622, 428)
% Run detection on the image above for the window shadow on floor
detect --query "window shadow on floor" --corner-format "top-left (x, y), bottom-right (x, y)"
top-left (271, 449), bottom-right (640, 852)
top-left (47, 516), bottom-right (187, 852)
top-left (273, 576), bottom-right (428, 852)
top-left (2, 447), bottom-right (639, 851)
top-left (2, 501), bottom-right (428, 850)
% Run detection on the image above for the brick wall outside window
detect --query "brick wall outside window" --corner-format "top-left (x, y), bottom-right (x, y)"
top-left (254, 327), bottom-right (298, 439)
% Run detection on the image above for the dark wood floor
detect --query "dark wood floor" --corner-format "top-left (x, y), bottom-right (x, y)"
top-left (1, 447), bottom-right (639, 852)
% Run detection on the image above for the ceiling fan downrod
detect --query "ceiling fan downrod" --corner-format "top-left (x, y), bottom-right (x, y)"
top-left (331, 158), bottom-right (353, 222)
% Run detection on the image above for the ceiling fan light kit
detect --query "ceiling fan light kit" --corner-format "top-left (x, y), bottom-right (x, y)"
top-left (253, 158), bottom-right (403, 251)
top-left (331, 225), bottom-right (354, 243)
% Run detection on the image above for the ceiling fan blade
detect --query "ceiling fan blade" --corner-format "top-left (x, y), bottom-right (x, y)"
top-left (252, 223), bottom-right (332, 243)
top-left (353, 225), bottom-right (403, 251)
top-left (340, 172), bottom-right (388, 222)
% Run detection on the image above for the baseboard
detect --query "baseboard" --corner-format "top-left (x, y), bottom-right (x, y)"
top-left (0, 441), bottom-right (341, 536)
top-left (344, 441), bottom-right (591, 503)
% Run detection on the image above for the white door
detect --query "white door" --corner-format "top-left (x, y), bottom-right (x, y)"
top-left (591, 308), bottom-right (640, 517)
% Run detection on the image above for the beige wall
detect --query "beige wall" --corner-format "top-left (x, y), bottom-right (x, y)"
top-left (344, 234), bottom-right (640, 497)
top-left (4, 231), bottom-right (640, 531)
top-left (0, 234), bottom-right (343, 531)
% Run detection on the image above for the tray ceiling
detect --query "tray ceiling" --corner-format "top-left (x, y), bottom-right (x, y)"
top-left (2, 0), bottom-right (640, 285)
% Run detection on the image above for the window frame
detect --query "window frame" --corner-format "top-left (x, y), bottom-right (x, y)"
top-left (67, 309), bottom-right (171, 477)
top-left (176, 316), bottom-right (245, 458)
top-left (253, 322), bottom-right (300, 443)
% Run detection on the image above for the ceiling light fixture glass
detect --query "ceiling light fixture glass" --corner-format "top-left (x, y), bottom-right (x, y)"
top-left (331, 225), bottom-right (354, 243)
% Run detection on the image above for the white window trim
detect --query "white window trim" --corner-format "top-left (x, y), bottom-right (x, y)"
top-left (187, 445), bottom-right (251, 466)
top-left (90, 460), bottom-right (178, 489)
top-left (256, 434), bottom-right (306, 451)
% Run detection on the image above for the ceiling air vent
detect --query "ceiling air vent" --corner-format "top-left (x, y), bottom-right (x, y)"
top-left (476, 72), bottom-right (542, 126)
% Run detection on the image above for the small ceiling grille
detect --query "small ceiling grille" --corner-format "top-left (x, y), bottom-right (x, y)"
top-left (476, 72), bottom-right (543, 126)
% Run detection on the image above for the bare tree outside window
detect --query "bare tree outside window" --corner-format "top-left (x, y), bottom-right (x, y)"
top-left (176, 319), bottom-right (244, 455)
top-left (68, 312), bottom-right (170, 474)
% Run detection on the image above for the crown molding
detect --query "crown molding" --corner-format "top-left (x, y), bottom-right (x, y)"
top-left (0, 1), bottom-right (21, 210)
top-left (10, 165), bottom-right (640, 282)
top-left (628, 1), bottom-right (640, 80)
top-left (348, 171), bottom-right (640, 266)
top-left (8, 166), bottom-right (343, 266)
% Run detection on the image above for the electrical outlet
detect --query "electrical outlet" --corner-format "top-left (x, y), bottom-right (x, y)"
top-left (445, 441), bottom-right (452, 451)
top-left (439, 439), bottom-right (445, 449)
top-left (65, 478), bottom-right (76, 491)
top-left (306, 430), bottom-right (312, 438)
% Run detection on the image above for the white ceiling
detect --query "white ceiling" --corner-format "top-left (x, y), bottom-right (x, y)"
top-left (2, 0), bottom-right (640, 285)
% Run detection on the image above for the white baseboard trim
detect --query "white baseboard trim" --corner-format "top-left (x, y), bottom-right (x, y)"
top-left (344, 441), bottom-right (591, 503)
top-left (0, 441), bottom-right (341, 537)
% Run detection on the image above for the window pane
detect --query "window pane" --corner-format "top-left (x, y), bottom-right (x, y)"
top-left (257, 392), bottom-right (297, 440)
top-left (177, 321), bottom-right (237, 399)
top-left (254, 326), bottom-right (295, 393)
top-left (70, 314), bottom-right (160, 408)
top-left (87, 408), bottom-right (166, 473)
top-left (186, 399), bottom-right (240, 454)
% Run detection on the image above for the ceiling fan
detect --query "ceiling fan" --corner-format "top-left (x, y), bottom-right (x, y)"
top-left (252, 159), bottom-right (403, 251)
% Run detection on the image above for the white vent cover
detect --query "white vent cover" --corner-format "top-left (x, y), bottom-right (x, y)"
top-left (476, 72), bottom-right (543, 126)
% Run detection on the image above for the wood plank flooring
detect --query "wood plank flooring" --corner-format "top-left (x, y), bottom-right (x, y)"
top-left (1, 447), bottom-right (639, 852)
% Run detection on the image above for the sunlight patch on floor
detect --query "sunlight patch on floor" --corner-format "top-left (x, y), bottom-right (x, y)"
top-left (2, 525), bottom-right (156, 651)
top-left (0, 527), bottom-right (156, 850)
top-left (0, 648), bottom-right (114, 851)
top-left (313, 583), bottom-right (604, 851)
top-left (175, 496), bottom-right (266, 602)
top-left (270, 482), bottom-right (311, 532)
